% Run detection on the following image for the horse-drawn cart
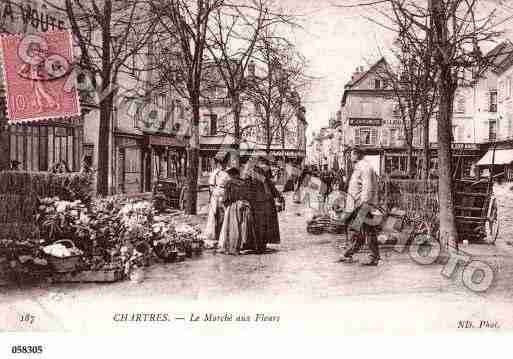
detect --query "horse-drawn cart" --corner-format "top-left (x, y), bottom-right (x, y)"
top-left (454, 179), bottom-right (499, 244)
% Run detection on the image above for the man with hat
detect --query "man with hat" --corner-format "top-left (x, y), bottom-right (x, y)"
top-left (337, 147), bottom-right (380, 266)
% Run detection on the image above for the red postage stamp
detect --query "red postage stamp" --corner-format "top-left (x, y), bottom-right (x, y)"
top-left (0, 31), bottom-right (80, 123)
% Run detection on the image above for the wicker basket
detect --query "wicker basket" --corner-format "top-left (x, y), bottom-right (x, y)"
top-left (45, 240), bottom-right (84, 273)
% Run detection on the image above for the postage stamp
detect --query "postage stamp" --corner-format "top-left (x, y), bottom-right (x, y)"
top-left (0, 30), bottom-right (80, 122)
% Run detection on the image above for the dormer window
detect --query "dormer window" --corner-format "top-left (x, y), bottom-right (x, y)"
top-left (374, 79), bottom-right (381, 89)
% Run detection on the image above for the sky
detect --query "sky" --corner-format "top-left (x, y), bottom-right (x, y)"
top-left (280, 0), bottom-right (513, 139)
top-left (279, 0), bottom-right (396, 137)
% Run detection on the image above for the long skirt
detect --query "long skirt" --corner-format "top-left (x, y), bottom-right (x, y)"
top-left (218, 200), bottom-right (256, 254)
top-left (253, 200), bottom-right (280, 249)
top-left (203, 194), bottom-right (225, 242)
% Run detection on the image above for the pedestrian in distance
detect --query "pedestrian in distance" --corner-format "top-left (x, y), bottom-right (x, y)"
top-left (337, 147), bottom-right (381, 266)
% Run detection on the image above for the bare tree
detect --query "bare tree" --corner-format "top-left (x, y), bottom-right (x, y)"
top-left (341, 0), bottom-right (508, 250)
top-left (150, 0), bottom-right (223, 215)
top-left (374, 29), bottom-right (437, 179)
top-left (44, 0), bottom-right (157, 195)
top-left (205, 0), bottom-right (281, 165)
top-left (245, 32), bottom-right (307, 157)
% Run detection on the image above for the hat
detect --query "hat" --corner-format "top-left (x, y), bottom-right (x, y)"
top-left (214, 151), bottom-right (230, 164)
top-left (226, 167), bottom-right (240, 177)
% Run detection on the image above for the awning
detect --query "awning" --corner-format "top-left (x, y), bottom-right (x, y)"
top-left (146, 134), bottom-right (185, 147)
top-left (476, 149), bottom-right (513, 166)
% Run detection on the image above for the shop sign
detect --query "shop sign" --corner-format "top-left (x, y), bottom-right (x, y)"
top-left (349, 118), bottom-right (382, 126)
top-left (430, 142), bottom-right (479, 150)
top-left (147, 134), bottom-right (185, 147)
top-left (383, 119), bottom-right (402, 126)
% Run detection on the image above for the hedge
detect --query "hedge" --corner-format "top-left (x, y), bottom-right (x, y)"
top-left (0, 171), bottom-right (93, 239)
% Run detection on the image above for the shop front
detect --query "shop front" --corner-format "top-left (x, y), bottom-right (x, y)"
top-left (381, 143), bottom-right (484, 178)
top-left (114, 132), bottom-right (187, 195)
top-left (476, 141), bottom-right (513, 181)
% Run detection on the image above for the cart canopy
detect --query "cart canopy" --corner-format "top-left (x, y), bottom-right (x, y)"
top-left (476, 148), bottom-right (513, 166)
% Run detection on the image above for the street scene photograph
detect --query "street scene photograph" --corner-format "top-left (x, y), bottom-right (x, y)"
top-left (1, 0), bottom-right (513, 340)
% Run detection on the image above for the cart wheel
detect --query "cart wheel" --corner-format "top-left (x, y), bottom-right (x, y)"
top-left (179, 186), bottom-right (188, 211)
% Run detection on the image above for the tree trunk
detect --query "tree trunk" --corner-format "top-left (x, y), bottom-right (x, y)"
top-left (281, 125), bottom-right (286, 184)
top-left (96, 94), bottom-right (113, 196)
top-left (232, 97), bottom-right (241, 166)
top-left (422, 107), bottom-right (430, 181)
top-left (406, 131), bottom-right (414, 178)
top-left (432, 0), bottom-right (458, 251)
top-left (96, 2), bottom-right (112, 196)
top-left (185, 99), bottom-right (200, 215)
top-left (437, 79), bottom-right (458, 250)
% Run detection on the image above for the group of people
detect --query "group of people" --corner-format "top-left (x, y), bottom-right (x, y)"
top-left (293, 149), bottom-right (381, 266)
top-left (203, 147), bottom-right (381, 266)
top-left (203, 153), bottom-right (285, 255)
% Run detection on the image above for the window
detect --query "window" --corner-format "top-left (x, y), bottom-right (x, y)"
top-left (389, 129), bottom-right (397, 147)
top-left (355, 127), bottom-right (378, 145)
top-left (392, 103), bottom-right (401, 117)
top-left (489, 120), bottom-right (497, 141)
top-left (209, 114), bottom-right (217, 135)
top-left (455, 96), bottom-right (465, 113)
top-left (489, 91), bottom-right (498, 112)
top-left (374, 79), bottom-right (381, 89)
top-left (452, 125), bottom-right (458, 141)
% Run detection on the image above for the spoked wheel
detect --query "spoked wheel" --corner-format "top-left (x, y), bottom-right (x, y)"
top-left (485, 197), bottom-right (499, 245)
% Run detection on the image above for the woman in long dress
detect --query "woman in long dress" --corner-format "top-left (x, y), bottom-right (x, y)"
top-left (217, 167), bottom-right (256, 255)
top-left (249, 156), bottom-right (284, 253)
top-left (202, 154), bottom-right (230, 244)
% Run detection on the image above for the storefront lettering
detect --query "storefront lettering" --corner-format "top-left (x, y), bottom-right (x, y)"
top-left (1, 2), bottom-right (65, 33)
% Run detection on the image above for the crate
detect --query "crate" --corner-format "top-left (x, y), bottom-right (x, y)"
top-left (44, 240), bottom-right (84, 273)
top-left (53, 269), bottom-right (124, 283)
top-left (46, 255), bottom-right (83, 273)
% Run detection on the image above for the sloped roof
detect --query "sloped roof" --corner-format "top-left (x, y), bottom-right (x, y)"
top-left (341, 57), bottom-right (389, 106)
top-left (344, 57), bottom-right (388, 89)
top-left (488, 40), bottom-right (513, 74)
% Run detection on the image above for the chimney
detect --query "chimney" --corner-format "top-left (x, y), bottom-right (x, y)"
top-left (351, 66), bottom-right (364, 82)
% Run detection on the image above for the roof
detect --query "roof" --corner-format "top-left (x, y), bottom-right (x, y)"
top-left (479, 40), bottom-right (513, 76)
top-left (341, 57), bottom-right (389, 106)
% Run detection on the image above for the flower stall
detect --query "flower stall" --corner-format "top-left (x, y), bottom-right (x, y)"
top-left (0, 195), bottom-right (205, 286)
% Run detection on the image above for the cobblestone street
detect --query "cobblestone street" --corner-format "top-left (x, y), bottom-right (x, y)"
top-left (2, 188), bottom-right (513, 333)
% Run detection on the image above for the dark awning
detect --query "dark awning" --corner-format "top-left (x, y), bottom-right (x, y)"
top-left (146, 134), bottom-right (185, 147)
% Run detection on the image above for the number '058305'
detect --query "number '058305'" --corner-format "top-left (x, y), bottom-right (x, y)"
top-left (11, 345), bottom-right (43, 354)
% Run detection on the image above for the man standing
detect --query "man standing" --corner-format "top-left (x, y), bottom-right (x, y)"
top-left (338, 148), bottom-right (380, 266)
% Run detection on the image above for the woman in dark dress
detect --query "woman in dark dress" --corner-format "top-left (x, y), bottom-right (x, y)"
top-left (217, 167), bottom-right (256, 255)
top-left (248, 156), bottom-right (284, 253)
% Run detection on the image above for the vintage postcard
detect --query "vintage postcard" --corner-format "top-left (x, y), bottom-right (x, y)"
top-left (1, 0), bottom-right (513, 356)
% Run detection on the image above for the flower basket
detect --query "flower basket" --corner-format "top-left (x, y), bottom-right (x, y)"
top-left (44, 240), bottom-right (84, 273)
top-left (47, 255), bottom-right (83, 273)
